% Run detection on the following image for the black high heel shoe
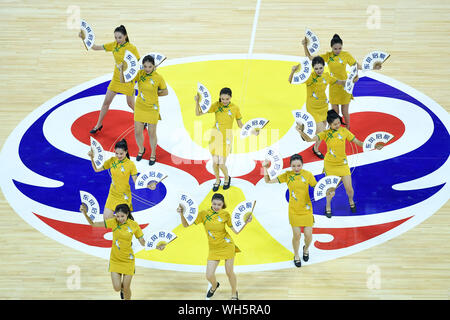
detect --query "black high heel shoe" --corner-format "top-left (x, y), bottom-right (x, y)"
top-left (89, 125), bottom-right (103, 134)
top-left (223, 177), bottom-right (231, 190)
top-left (136, 148), bottom-right (146, 162)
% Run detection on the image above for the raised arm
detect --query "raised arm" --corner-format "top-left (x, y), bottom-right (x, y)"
top-left (80, 204), bottom-right (106, 227)
top-left (262, 160), bottom-right (279, 184)
top-left (78, 31), bottom-right (104, 51)
top-left (194, 94), bottom-right (205, 116)
top-left (288, 64), bottom-right (301, 83)
top-left (88, 149), bottom-right (105, 173)
top-left (295, 123), bottom-right (319, 143)
top-left (177, 205), bottom-right (190, 227)
top-left (230, 214), bottom-right (252, 235)
top-left (301, 37), bottom-right (313, 60)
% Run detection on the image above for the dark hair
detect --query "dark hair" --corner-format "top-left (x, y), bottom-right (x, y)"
top-left (311, 56), bottom-right (325, 67)
top-left (219, 87), bottom-right (232, 103)
top-left (142, 55), bottom-right (155, 66)
top-left (326, 109), bottom-right (345, 126)
top-left (290, 154), bottom-right (303, 164)
top-left (115, 203), bottom-right (134, 220)
top-left (211, 193), bottom-right (226, 209)
top-left (114, 25), bottom-right (129, 42)
top-left (115, 139), bottom-right (130, 159)
top-left (330, 34), bottom-right (343, 47)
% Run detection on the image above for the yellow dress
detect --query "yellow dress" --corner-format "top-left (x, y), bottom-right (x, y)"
top-left (194, 208), bottom-right (241, 261)
top-left (305, 71), bottom-right (338, 123)
top-left (207, 101), bottom-right (242, 157)
top-left (103, 41), bottom-right (140, 96)
top-left (104, 217), bottom-right (144, 275)
top-left (320, 51), bottom-right (357, 105)
top-left (103, 157), bottom-right (138, 211)
top-left (317, 127), bottom-right (356, 177)
top-left (132, 69), bottom-right (167, 124)
top-left (277, 170), bottom-right (317, 227)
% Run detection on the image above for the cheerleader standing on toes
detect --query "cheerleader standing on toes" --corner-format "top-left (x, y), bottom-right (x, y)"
top-left (289, 57), bottom-right (358, 160)
top-left (79, 203), bottom-right (162, 300)
top-left (296, 110), bottom-right (383, 217)
top-left (302, 34), bottom-right (380, 130)
top-left (195, 88), bottom-right (247, 191)
top-left (177, 193), bottom-right (252, 300)
top-left (79, 25), bottom-right (140, 134)
top-left (262, 154), bottom-right (317, 267)
top-left (119, 55), bottom-right (168, 165)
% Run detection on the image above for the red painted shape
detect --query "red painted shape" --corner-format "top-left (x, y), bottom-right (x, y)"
top-left (300, 216), bottom-right (413, 250)
top-left (71, 110), bottom-right (215, 184)
top-left (71, 110), bottom-right (405, 185)
top-left (34, 212), bottom-right (148, 248)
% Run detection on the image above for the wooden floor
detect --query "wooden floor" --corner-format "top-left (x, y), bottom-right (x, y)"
top-left (0, 0), bottom-right (449, 299)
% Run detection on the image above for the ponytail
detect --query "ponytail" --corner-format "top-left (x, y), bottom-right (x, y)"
top-left (114, 25), bottom-right (129, 42)
top-left (115, 139), bottom-right (130, 159)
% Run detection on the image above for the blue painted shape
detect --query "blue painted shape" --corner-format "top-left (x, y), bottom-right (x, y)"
top-left (12, 81), bottom-right (166, 213)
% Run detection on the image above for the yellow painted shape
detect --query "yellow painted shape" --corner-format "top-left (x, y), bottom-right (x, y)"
top-left (136, 186), bottom-right (293, 266)
top-left (158, 59), bottom-right (307, 154)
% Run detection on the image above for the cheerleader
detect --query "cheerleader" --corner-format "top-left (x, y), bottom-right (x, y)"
top-left (289, 56), bottom-right (358, 159)
top-left (177, 193), bottom-right (252, 300)
top-left (262, 154), bottom-right (317, 267)
top-left (195, 88), bottom-right (256, 191)
top-left (302, 34), bottom-right (381, 130)
top-left (79, 25), bottom-right (140, 134)
top-left (296, 110), bottom-right (383, 217)
top-left (119, 54), bottom-right (168, 165)
top-left (88, 139), bottom-right (153, 220)
top-left (80, 203), bottom-right (164, 299)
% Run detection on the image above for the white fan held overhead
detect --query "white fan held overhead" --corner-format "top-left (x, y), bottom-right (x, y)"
top-left (197, 82), bottom-right (212, 113)
top-left (178, 193), bottom-right (199, 225)
top-left (90, 137), bottom-right (106, 170)
top-left (363, 131), bottom-right (394, 151)
top-left (291, 57), bottom-right (312, 84)
top-left (231, 200), bottom-right (256, 233)
top-left (144, 230), bottom-right (177, 250)
top-left (80, 190), bottom-right (101, 222)
top-left (305, 28), bottom-right (320, 56)
top-left (80, 19), bottom-right (95, 50)
top-left (314, 176), bottom-right (341, 201)
top-left (240, 118), bottom-right (269, 138)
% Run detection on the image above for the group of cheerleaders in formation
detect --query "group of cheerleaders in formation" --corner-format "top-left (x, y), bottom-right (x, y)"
top-left (77, 26), bottom-right (385, 300)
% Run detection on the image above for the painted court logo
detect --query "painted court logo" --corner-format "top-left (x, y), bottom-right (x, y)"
top-left (1, 54), bottom-right (449, 273)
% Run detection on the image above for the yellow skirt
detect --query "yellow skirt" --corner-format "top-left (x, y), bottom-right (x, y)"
top-left (105, 186), bottom-right (133, 212)
top-left (134, 99), bottom-right (161, 124)
top-left (306, 103), bottom-right (328, 123)
top-left (208, 128), bottom-right (232, 157)
top-left (108, 78), bottom-right (135, 96)
top-left (288, 207), bottom-right (314, 227)
top-left (208, 243), bottom-right (241, 261)
top-left (109, 252), bottom-right (135, 275)
top-left (329, 83), bottom-right (353, 105)
top-left (324, 160), bottom-right (351, 177)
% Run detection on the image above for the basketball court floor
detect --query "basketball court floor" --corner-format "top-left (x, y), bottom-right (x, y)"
top-left (0, 0), bottom-right (448, 300)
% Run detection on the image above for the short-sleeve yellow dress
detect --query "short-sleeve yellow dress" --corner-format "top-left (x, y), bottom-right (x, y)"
top-left (317, 127), bottom-right (356, 176)
top-left (104, 217), bottom-right (144, 275)
top-left (320, 51), bottom-right (357, 105)
top-left (194, 208), bottom-right (241, 261)
top-left (102, 157), bottom-right (138, 211)
top-left (207, 101), bottom-right (242, 157)
top-left (277, 169), bottom-right (317, 227)
top-left (131, 69), bottom-right (167, 124)
top-left (103, 41), bottom-right (140, 96)
top-left (305, 71), bottom-right (338, 123)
